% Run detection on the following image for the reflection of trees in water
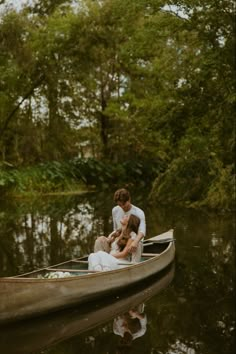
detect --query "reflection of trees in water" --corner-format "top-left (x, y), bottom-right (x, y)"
top-left (145, 247), bottom-right (235, 354)
top-left (0, 194), bottom-right (114, 276)
top-left (77, 260), bottom-right (234, 354)
top-left (0, 217), bottom-right (18, 276)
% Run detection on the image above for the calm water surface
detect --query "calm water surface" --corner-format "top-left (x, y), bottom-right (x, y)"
top-left (0, 190), bottom-right (235, 354)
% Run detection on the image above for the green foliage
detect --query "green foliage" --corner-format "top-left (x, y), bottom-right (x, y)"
top-left (0, 158), bottom-right (160, 196)
top-left (0, 161), bottom-right (84, 195)
top-left (70, 157), bottom-right (160, 188)
top-left (199, 163), bottom-right (235, 211)
top-left (149, 156), bottom-right (210, 204)
top-left (149, 155), bottom-right (235, 211)
top-left (0, 0), bottom-right (234, 210)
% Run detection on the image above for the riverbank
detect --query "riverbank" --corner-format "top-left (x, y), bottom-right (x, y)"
top-left (0, 160), bottom-right (235, 212)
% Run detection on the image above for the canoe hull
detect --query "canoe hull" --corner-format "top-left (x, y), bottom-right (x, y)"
top-left (0, 264), bottom-right (175, 354)
top-left (0, 229), bottom-right (175, 323)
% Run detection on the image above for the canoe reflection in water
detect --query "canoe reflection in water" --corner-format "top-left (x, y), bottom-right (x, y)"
top-left (0, 263), bottom-right (174, 354)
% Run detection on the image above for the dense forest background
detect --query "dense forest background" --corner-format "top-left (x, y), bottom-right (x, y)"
top-left (0, 0), bottom-right (235, 210)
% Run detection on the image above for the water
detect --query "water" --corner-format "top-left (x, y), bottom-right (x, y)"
top-left (0, 190), bottom-right (235, 354)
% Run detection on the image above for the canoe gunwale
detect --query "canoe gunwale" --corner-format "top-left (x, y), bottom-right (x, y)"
top-left (1, 238), bottom-right (174, 283)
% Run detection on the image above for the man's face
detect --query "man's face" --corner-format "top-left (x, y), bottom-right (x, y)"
top-left (117, 200), bottom-right (131, 212)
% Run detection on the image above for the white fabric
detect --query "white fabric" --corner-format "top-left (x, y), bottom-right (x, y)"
top-left (110, 239), bottom-right (121, 255)
top-left (88, 250), bottom-right (130, 272)
top-left (112, 204), bottom-right (146, 239)
top-left (113, 315), bottom-right (147, 340)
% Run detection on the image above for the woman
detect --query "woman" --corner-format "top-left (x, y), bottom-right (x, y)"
top-left (88, 214), bottom-right (140, 271)
top-left (113, 305), bottom-right (147, 342)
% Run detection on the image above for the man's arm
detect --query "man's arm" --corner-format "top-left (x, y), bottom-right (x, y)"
top-left (128, 231), bottom-right (144, 253)
top-left (128, 208), bottom-right (146, 253)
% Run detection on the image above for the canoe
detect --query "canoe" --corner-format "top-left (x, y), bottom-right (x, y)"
top-left (0, 263), bottom-right (175, 354)
top-left (0, 229), bottom-right (175, 323)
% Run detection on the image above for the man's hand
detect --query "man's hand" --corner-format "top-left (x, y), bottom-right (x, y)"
top-left (128, 239), bottom-right (139, 253)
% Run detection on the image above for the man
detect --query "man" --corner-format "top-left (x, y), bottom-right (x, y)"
top-left (113, 304), bottom-right (147, 343)
top-left (112, 188), bottom-right (146, 262)
top-left (94, 188), bottom-right (146, 262)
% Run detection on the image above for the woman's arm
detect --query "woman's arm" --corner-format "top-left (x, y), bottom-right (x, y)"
top-left (107, 229), bottom-right (121, 244)
top-left (112, 239), bottom-right (132, 259)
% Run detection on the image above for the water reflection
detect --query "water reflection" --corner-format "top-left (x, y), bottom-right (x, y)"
top-left (0, 264), bottom-right (175, 354)
top-left (113, 304), bottom-right (147, 350)
top-left (0, 191), bottom-right (235, 354)
top-left (0, 193), bottom-right (113, 276)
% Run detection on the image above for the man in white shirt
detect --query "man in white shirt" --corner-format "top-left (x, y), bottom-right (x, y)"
top-left (112, 188), bottom-right (146, 262)
top-left (94, 188), bottom-right (146, 262)
top-left (113, 304), bottom-right (147, 343)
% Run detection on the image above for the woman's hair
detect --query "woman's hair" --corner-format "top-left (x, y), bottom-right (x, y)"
top-left (117, 331), bottom-right (133, 350)
top-left (124, 314), bottom-right (141, 334)
top-left (126, 316), bottom-right (141, 334)
top-left (126, 214), bottom-right (140, 235)
top-left (117, 214), bottom-right (140, 250)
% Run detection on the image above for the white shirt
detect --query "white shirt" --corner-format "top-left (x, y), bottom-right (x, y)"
top-left (112, 204), bottom-right (146, 239)
top-left (113, 314), bottom-right (147, 340)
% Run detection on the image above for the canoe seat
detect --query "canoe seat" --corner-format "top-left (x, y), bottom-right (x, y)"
top-left (141, 253), bottom-right (157, 257)
top-left (141, 253), bottom-right (157, 259)
top-left (46, 268), bottom-right (98, 273)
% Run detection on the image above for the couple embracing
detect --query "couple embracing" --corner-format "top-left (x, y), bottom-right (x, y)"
top-left (88, 188), bottom-right (146, 271)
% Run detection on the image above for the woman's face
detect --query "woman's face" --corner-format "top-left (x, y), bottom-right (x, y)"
top-left (120, 215), bottom-right (130, 227)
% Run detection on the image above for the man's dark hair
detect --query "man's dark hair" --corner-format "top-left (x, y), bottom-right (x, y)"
top-left (114, 188), bottom-right (130, 204)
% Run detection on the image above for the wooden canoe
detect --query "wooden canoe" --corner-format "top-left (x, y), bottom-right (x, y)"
top-left (0, 264), bottom-right (175, 354)
top-left (0, 229), bottom-right (175, 323)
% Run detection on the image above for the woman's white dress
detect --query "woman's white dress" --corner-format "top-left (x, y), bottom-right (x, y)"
top-left (88, 240), bottom-right (131, 271)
